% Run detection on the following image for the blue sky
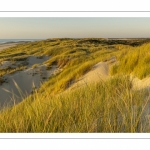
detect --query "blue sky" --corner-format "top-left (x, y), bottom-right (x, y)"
top-left (0, 18), bottom-right (150, 39)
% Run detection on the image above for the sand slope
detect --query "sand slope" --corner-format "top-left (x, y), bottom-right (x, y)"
top-left (66, 56), bottom-right (116, 91)
top-left (68, 62), bottom-right (110, 91)
top-left (0, 65), bottom-right (57, 105)
top-left (0, 56), bottom-right (60, 106)
top-left (68, 56), bottom-right (150, 92)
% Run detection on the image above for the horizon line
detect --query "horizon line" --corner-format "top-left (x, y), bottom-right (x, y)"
top-left (1, 37), bottom-right (150, 39)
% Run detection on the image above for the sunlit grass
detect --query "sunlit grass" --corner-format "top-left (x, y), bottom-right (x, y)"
top-left (111, 43), bottom-right (150, 79)
top-left (0, 38), bottom-right (150, 132)
top-left (0, 75), bottom-right (149, 132)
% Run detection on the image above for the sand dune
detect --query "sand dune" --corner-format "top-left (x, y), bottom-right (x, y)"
top-left (67, 56), bottom-right (117, 91)
top-left (0, 55), bottom-right (60, 107)
top-left (68, 56), bottom-right (150, 92)
top-left (68, 61), bottom-right (110, 91)
top-left (1, 53), bottom-right (150, 107)
top-left (0, 65), bottom-right (57, 106)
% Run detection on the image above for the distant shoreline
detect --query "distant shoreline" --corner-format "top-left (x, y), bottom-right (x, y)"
top-left (0, 42), bottom-right (25, 52)
top-left (0, 39), bottom-right (43, 52)
top-left (0, 39), bottom-right (44, 44)
top-left (0, 38), bottom-right (150, 52)
top-left (0, 41), bottom-right (27, 45)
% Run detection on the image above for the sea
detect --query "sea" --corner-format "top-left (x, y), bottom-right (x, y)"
top-left (0, 39), bottom-right (44, 44)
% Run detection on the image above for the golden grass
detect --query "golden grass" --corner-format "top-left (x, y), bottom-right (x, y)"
top-left (0, 75), bottom-right (149, 132)
top-left (0, 38), bottom-right (150, 132)
top-left (111, 43), bottom-right (150, 79)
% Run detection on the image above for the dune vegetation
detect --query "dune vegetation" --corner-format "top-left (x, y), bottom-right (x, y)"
top-left (0, 38), bottom-right (150, 132)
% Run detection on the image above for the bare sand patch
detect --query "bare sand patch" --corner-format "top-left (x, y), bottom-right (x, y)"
top-left (66, 56), bottom-right (116, 92)
top-left (68, 62), bottom-right (110, 91)
top-left (0, 55), bottom-right (62, 107)
top-left (67, 56), bottom-right (150, 93)
top-left (0, 64), bottom-right (58, 106)
top-left (131, 76), bottom-right (150, 90)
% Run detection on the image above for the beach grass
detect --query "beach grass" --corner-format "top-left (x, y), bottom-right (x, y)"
top-left (0, 75), bottom-right (149, 132)
top-left (0, 38), bottom-right (150, 132)
top-left (110, 42), bottom-right (150, 79)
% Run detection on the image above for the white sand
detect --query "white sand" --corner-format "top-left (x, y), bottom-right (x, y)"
top-left (0, 65), bottom-right (57, 105)
top-left (68, 61), bottom-right (110, 91)
top-left (0, 56), bottom-right (60, 107)
top-left (67, 56), bottom-right (116, 91)
top-left (131, 76), bottom-right (150, 90)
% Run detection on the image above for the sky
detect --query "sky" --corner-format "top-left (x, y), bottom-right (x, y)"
top-left (0, 17), bottom-right (150, 39)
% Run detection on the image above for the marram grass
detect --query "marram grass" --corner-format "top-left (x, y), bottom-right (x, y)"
top-left (111, 43), bottom-right (150, 79)
top-left (0, 39), bottom-right (150, 132)
top-left (0, 75), bottom-right (149, 132)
